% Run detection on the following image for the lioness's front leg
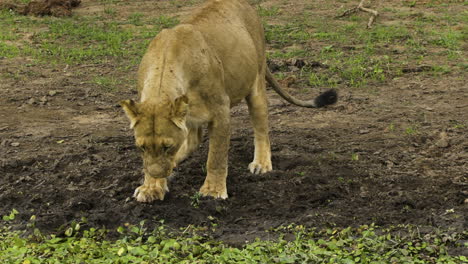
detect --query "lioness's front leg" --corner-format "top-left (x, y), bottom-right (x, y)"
top-left (134, 174), bottom-right (169, 203)
top-left (199, 110), bottom-right (230, 199)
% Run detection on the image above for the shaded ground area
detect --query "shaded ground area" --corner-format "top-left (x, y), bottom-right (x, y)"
top-left (0, 0), bottom-right (80, 17)
top-left (0, 0), bottom-right (466, 248)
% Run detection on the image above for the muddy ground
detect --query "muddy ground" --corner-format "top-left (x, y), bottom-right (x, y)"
top-left (0, 0), bottom-right (467, 247)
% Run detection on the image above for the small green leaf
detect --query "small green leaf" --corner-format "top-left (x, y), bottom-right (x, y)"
top-left (130, 226), bottom-right (140, 234)
top-left (117, 226), bottom-right (125, 234)
top-left (147, 236), bottom-right (157, 243)
top-left (117, 247), bottom-right (125, 256)
top-left (65, 227), bottom-right (73, 237)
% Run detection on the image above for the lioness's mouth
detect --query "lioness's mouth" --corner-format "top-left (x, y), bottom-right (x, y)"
top-left (143, 169), bottom-right (174, 179)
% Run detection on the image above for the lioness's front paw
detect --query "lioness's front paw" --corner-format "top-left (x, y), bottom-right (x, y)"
top-left (199, 183), bottom-right (228, 199)
top-left (133, 182), bottom-right (168, 203)
top-left (249, 160), bottom-right (272, 174)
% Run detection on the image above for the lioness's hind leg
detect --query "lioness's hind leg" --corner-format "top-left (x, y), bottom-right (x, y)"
top-left (134, 174), bottom-right (168, 203)
top-left (246, 74), bottom-right (272, 174)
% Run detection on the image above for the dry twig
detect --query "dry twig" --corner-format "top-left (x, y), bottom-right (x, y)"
top-left (337, 0), bottom-right (378, 28)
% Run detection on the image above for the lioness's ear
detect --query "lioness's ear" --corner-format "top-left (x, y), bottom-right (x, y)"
top-left (172, 95), bottom-right (189, 118)
top-left (120, 99), bottom-right (139, 129)
top-left (171, 95), bottom-right (189, 129)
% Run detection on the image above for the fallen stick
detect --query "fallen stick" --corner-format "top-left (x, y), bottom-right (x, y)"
top-left (337, 0), bottom-right (379, 28)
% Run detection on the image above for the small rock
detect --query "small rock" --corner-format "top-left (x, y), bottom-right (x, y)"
top-left (66, 184), bottom-right (79, 191)
top-left (10, 142), bottom-right (20, 147)
top-left (48, 90), bottom-right (57, 96)
top-left (40, 96), bottom-right (48, 103)
top-left (392, 46), bottom-right (405, 54)
top-left (435, 132), bottom-right (450, 148)
top-left (386, 160), bottom-right (394, 169)
top-left (84, 88), bottom-right (92, 97)
top-left (27, 98), bottom-right (36, 105)
top-left (79, 158), bottom-right (91, 165)
top-left (359, 129), bottom-right (370, 134)
top-left (92, 154), bottom-right (104, 162)
top-left (359, 186), bottom-right (368, 198)
top-left (464, 198), bottom-right (468, 204)
top-left (424, 107), bottom-right (434, 111)
top-left (96, 106), bottom-right (108, 110)
top-left (267, 59), bottom-right (286, 72)
top-left (290, 58), bottom-right (306, 68)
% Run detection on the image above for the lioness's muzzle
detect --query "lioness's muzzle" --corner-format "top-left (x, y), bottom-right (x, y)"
top-left (144, 163), bottom-right (173, 178)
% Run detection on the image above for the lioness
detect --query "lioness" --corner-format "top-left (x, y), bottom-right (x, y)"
top-left (120, 0), bottom-right (337, 203)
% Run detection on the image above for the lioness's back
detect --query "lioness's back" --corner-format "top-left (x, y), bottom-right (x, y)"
top-left (180, 0), bottom-right (266, 96)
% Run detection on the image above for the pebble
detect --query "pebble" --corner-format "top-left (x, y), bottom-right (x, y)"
top-left (435, 132), bottom-right (450, 148)
top-left (359, 129), bottom-right (370, 134)
top-left (48, 90), bottom-right (57, 96)
top-left (10, 142), bottom-right (20, 147)
top-left (27, 98), bottom-right (36, 105)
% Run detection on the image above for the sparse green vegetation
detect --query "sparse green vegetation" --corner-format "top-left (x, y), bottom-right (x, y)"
top-left (0, 1), bottom-right (464, 88)
top-left (190, 192), bottom-right (202, 208)
top-left (0, 220), bottom-right (465, 263)
top-left (129, 12), bottom-right (144, 26)
top-left (405, 126), bottom-right (418, 135)
top-left (258, 6), bottom-right (280, 17)
top-left (259, 1), bottom-right (465, 89)
top-left (150, 15), bottom-right (180, 29)
top-left (0, 9), bottom-right (180, 66)
top-left (0, 42), bottom-right (20, 58)
top-left (449, 120), bottom-right (465, 129)
top-left (92, 76), bottom-right (121, 92)
top-left (104, 7), bottom-right (117, 17)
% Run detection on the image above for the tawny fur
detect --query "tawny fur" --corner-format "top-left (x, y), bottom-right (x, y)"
top-left (121, 0), bottom-right (336, 203)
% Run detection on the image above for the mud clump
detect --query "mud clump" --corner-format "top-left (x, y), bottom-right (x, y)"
top-left (0, 0), bottom-right (80, 17)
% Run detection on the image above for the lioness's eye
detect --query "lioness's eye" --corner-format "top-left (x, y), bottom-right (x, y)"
top-left (162, 144), bottom-right (173, 153)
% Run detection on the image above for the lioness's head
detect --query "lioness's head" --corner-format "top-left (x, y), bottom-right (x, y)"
top-left (120, 96), bottom-right (189, 178)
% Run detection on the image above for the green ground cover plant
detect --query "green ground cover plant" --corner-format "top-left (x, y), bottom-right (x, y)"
top-left (1, 218), bottom-right (466, 263)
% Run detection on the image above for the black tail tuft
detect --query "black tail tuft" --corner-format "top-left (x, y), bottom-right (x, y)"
top-left (314, 89), bottom-right (338, 108)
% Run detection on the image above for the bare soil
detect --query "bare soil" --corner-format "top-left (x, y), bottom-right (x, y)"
top-left (0, 0), bottom-right (466, 247)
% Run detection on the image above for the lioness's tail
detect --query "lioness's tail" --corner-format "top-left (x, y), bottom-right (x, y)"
top-left (266, 68), bottom-right (338, 108)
